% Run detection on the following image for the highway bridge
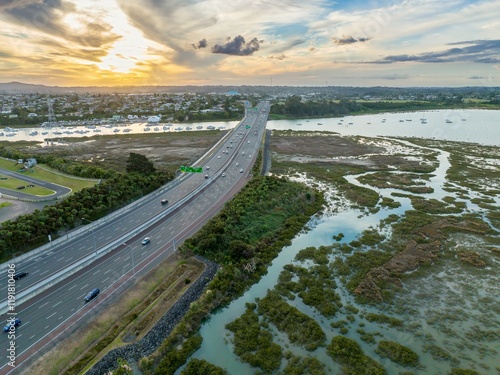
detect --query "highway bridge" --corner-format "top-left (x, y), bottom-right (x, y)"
top-left (0, 102), bottom-right (270, 374)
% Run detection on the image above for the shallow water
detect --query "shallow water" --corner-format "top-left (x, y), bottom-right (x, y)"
top-left (3, 109), bottom-right (500, 147)
top-left (186, 132), bottom-right (499, 374)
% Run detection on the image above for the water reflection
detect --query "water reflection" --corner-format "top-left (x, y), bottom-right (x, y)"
top-left (188, 132), bottom-right (499, 374)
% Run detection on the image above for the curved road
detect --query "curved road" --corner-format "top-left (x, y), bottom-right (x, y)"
top-left (0, 102), bottom-right (270, 374)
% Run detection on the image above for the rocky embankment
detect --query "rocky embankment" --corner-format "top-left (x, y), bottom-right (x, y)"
top-left (86, 256), bottom-right (218, 375)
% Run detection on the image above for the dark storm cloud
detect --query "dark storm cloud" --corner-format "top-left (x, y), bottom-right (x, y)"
top-left (333, 36), bottom-right (370, 45)
top-left (192, 39), bottom-right (207, 49)
top-left (373, 40), bottom-right (500, 64)
top-left (2, 0), bottom-right (120, 49)
top-left (211, 35), bottom-right (261, 56)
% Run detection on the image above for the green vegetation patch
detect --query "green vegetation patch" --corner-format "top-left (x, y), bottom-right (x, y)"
top-left (376, 340), bottom-right (420, 367)
top-left (180, 359), bottom-right (227, 375)
top-left (365, 313), bottom-right (403, 328)
top-left (281, 352), bottom-right (327, 375)
top-left (0, 156), bottom-right (98, 191)
top-left (343, 250), bottom-right (394, 292)
top-left (275, 262), bottom-right (343, 318)
top-left (450, 369), bottom-right (482, 375)
top-left (258, 290), bottom-right (326, 351)
top-left (225, 303), bottom-right (283, 373)
top-left (358, 171), bottom-right (434, 194)
top-left (326, 336), bottom-right (386, 375)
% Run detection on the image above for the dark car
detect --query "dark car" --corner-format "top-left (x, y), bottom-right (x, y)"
top-left (161, 199), bottom-right (168, 205)
top-left (13, 272), bottom-right (28, 280)
top-left (84, 288), bottom-right (100, 302)
top-left (3, 318), bottom-right (21, 332)
top-left (16, 186), bottom-right (25, 190)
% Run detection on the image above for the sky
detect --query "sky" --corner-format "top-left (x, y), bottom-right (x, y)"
top-left (0, 0), bottom-right (499, 87)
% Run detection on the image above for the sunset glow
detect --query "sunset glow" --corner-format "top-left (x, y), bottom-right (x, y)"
top-left (0, 0), bottom-right (498, 86)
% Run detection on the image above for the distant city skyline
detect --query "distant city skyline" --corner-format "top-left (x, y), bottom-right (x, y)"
top-left (0, 0), bottom-right (499, 87)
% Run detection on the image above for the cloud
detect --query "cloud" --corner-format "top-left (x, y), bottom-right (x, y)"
top-left (374, 40), bottom-right (500, 64)
top-left (378, 73), bottom-right (409, 80)
top-left (268, 54), bottom-right (287, 60)
top-left (270, 38), bottom-right (306, 54)
top-left (333, 36), bottom-right (370, 45)
top-left (2, 0), bottom-right (120, 49)
top-left (211, 35), bottom-right (262, 56)
top-left (192, 39), bottom-right (207, 49)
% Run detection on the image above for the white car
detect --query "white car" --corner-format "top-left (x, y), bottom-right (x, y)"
top-left (236, 162), bottom-right (239, 166)
top-left (218, 155), bottom-right (221, 159)
top-left (222, 172), bottom-right (226, 177)
top-left (142, 237), bottom-right (151, 245)
top-left (239, 168), bottom-right (244, 173)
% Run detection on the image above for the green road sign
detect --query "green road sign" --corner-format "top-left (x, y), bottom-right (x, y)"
top-left (180, 166), bottom-right (203, 173)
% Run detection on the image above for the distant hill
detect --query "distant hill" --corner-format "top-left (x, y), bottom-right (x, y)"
top-left (0, 82), bottom-right (59, 94)
top-left (0, 81), bottom-right (498, 96)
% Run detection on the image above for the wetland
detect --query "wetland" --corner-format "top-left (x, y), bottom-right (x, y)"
top-left (188, 126), bottom-right (499, 374)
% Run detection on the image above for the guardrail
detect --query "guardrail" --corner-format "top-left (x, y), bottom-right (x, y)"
top-left (0, 114), bottom-right (251, 314)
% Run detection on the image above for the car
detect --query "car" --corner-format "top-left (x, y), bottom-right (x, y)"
top-left (242, 152), bottom-right (245, 155)
top-left (217, 155), bottom-right (221, 159)
top-left (205, 174), bottom-right (209, 179)
top-left (206, 166), bottom-right (210, 170)
top-left (16, 186), bottom-right (25, 190)
top-left (13, 272), bottom-right (28, 280)
top-left (84, 288), bottom-right (100, 302)
top-left (142, 237), bottom-right (151, 245)
top-left (247, 140), bottom-right (250, 144)
top-left (236, 162), bottom-right (239, 166)
top-left (240, 168), bottom-right (244, 173)
top-left (3, 318), bottom-right (21, 332)
top-left (222, 173), bottom-right (226, 177)
top-left (161, 199), bottom-right (169, 205)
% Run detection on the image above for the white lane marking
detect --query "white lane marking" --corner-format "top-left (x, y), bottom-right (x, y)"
top-left (68, 284), bottom-right (77, 290)
top-left (104, 269), bottom-right (111, 274)
top-left (38, 302), bottom-right (49, 309)
top-left (80, 284), bottom-right (89, 290)
top-left (102, 277), bottom-right (109, 283)
top-left (46, 312), bottom-right (57, 320)
top-left (53, 301), bottom-right (62, 307)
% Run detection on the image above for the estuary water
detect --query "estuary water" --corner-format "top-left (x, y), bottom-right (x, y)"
top-left (2, 109), bottom-right (499, 146)
top-left (184, 110), bottom-right (500, 374)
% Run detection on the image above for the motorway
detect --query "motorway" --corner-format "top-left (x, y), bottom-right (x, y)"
top-left (0, 102), bottom-right (270, 374)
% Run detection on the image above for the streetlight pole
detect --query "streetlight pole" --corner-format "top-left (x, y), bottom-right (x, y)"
top-left (81, 217), bottom-right (97, 258)
top-left (122, 242), bottom-right (136, 279)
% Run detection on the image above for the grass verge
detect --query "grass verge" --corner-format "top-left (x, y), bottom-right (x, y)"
top-left (25, 254), bottom-right (205, 375)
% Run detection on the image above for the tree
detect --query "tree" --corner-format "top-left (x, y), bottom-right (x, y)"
top-left (126, 152), bottom-right (156, 174)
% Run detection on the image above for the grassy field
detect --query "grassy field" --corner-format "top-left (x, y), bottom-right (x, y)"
top-left (0, 172), bottom-right (54, 195)
top-left (0, 157), bottom-right (98, 194)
